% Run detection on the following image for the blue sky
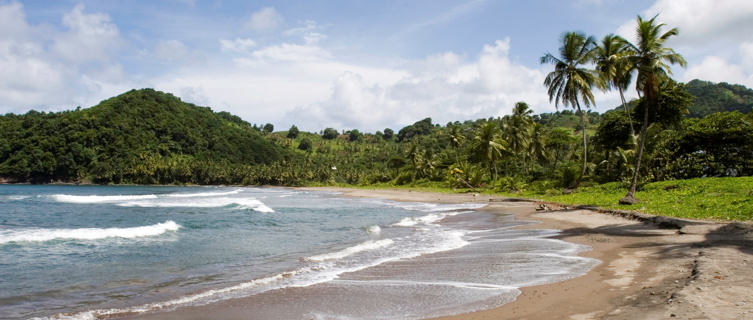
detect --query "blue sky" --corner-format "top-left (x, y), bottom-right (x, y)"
top-left (2, 0), bottom-right (752, 131)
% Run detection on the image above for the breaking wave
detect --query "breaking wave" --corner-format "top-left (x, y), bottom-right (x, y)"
top-left (0, 221), bottom-right (180, 244)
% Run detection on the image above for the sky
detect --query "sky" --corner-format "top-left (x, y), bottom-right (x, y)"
top-left (1, 0), bottom-right (752, 132)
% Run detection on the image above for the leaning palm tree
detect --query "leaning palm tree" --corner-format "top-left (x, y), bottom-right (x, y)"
top-left (594, 34), bottom-right (636, 135)
top-left (540, 32), bottom-right (598, 188)
top-left (473, 121), bottom-right (506, 186)
top-left (619, 15), bottom-right (686, 204)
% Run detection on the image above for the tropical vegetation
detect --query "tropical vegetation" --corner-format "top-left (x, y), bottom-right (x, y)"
top-left (1, 15), bottom-right (752, 220)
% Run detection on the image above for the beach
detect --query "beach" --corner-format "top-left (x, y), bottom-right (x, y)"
top-left (125, 187), bottom-right (753, 319)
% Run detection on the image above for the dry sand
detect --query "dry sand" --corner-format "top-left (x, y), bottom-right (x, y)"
top-left (307, 187), bottom-right (753, 320)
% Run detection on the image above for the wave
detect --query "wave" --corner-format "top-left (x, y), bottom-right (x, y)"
top-left (164, 189), bottom-right (243, 198)
top-left (50, 194), bottom-right (158, 204)
top-left (48, 190), bottom-right (274, 213)
top-left (385, 201), bottom-right (486, 213)
top-left (392, 210), bottom-right (475, 227)
top-left (49, 217), bottom-right (470, 319)
top-left (365, 225), bottom-right (381, 234)
top-left (0, 195), bottom-right (31, 201)
top-left (0, 221), bottom-right (180, 244)
top-left (305, 239), bottom-right (394, 262)
top-left (118, 198), bottom-right (274, 213)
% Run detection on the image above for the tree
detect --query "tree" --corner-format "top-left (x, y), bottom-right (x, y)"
top-left (382, 128), bottom-right (394, 140)
top-left (620, 15), bottom-right (686, 205)
top-left (503, 102), bottom-right (534, 172)
top-left (540, 31), bottom-right (598, 187)
top-left (287, 125), bottom-right (299, 139)
top-left (447, 125), bottom-right (465, 164)
top-left (348, 129), bottom-right (362, 142)
top-left (472, 122), bottom-right (506, 185)
top-left (594, 34), bottom-right (635, 135)
top-left (322, 127), bottom-right (338, 140)
top-left (397, 118), bottom-right (433, 142)
top-left (263, 123), bottom-right (274, 134)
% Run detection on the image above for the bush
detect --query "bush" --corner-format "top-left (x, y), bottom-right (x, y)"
top-left (394, 170), bottom-right (413, 185)
top-left (322, 128), bottom-right (338, 140)
top-left (558, 163), bottom-right (580, 188)
top-left (298, 138), bottom-right (312, 151)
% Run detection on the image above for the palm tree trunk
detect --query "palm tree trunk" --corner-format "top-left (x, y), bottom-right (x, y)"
top-left (618, 87), bottom-right (635, 136)
top-left (621, 78), bottom-right (655, 204)
top-left (573, 101), bottom-right (588, 189)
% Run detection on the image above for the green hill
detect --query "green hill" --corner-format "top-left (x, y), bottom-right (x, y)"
top-left (0, 89), bottom-right (287, 184)
top-left (683, 79), bottom-right (753, 117)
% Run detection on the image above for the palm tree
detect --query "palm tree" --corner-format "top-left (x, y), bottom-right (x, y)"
top-left (540, 32), bottom-right (598, 187)
top-left (447, 125), bottom-right (465, 164)
top-left (619, 15), bottom-right (686, 204)
top-left (504, 102), bottom-right (534, 172)
top-left (473, 121), bottom-right (506, 186)
top-left (595, 34), bottom-right (636, 135)
top-left (528, 123), bottom-right (549, 167)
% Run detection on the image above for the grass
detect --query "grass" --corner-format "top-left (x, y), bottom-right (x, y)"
top-left (317, 177), bottom-right (753, 221)
top-left (503, 177), bottom-right (753, 221)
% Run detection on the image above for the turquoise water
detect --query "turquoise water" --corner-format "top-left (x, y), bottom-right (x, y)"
top-left (0, 185), bottom-right (599, 319)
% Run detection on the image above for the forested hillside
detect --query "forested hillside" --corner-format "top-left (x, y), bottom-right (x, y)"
top-left (685, 79), bottom-right (753, 117)
top-left (1, 80), bottom-right (752, 188)
top-left (0, 89), bottom-right (288, 184)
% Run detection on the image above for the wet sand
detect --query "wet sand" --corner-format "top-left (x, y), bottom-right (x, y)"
top-left (132, 187), bottom-right (753, 320)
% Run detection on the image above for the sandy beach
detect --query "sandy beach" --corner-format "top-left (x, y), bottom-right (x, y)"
top-left (311, 188), bottom-right (753, 320)
top-left (130, 187), bottom-right (753, 320)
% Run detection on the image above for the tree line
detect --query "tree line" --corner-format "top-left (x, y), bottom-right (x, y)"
top-left (1, 16), bottom-right (752, 201)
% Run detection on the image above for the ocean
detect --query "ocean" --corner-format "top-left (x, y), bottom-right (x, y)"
top-left (0, 185), bottom-right (599, 319)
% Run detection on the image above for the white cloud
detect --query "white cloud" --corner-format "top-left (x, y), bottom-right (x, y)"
top-left (616, 0), bottom-right (753, 46)
top-left (247, 7), bottom-right (283, 32)
top-left (155, 39), bottom-right (189, 61)
top-left (284, 38), bottom-right (553, 132)
top-left (245, 43), bottom-right (333, 63)
top-left (684, 55), bottom-right (753, 87)
top-left (53, 4), bottom-right (120, 64)
top-left (284, 20), bottom-right (327, 45)
top-left (741, 41), bottom-right (753, 70)
top-left (219, 37), bottom-right (256, 52)
top-left (0, 2), bottom-right (128, 113)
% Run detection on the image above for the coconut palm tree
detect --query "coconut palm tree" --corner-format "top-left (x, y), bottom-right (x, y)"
top-left (504, 102), bottom-right (534, 172)
top-left (595, 34), bottom-right (635, 135)
top-left (619, 15), bottom-right (686, 204)
top-left (473, 121), bottom-right (506, 186)
top-left (447, 125), bottom-right (465, 164)
top-left (540, 32), bottom-right (598, 187)
top-left (528, 123), bottom-right (549, 167)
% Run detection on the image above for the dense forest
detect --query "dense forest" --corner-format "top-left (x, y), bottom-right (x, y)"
top-left (0, 89), bottom-right (289, 184)
top-left (1, 79), bottom-right (751, 190)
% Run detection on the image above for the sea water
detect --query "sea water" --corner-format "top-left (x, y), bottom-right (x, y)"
top-left (0, 185), bottom-right (599, 319)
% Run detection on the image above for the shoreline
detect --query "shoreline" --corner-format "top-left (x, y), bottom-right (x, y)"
top-left (299, 187), bottom-right (753, 319)
top-left (29, 185), bottom-right (749, 319)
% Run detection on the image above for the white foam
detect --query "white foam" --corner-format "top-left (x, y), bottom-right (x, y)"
top-left (0, 221), bottom-right (180, 244)
top-left (365, 225), bottom-right (381, 234)
top-left (50, 194), bottom-right (158, 204)
top-left (118, 197), bottom-right (274, 213)
top-left (1, 195), bottom-right (31, 201)
top-left (165, 189), bottom-right (243, 198)
top-left (306, 239), bottom-right (395, 262)
top-left (391, 210), bottom-right (473, 227)
top-left (50, 220), bottom-right (471, 319)
top-left (385, 201), bottom-right (486, 213)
